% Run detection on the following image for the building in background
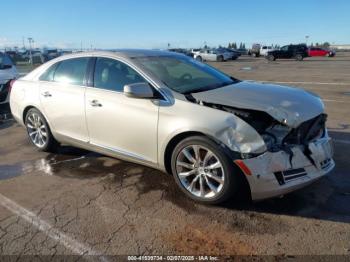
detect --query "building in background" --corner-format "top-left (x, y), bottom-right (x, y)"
top-left (330, 44), bottom-right (350, 50)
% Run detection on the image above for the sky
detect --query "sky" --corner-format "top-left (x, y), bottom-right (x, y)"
top-left (1, 0), bottom-right (350, 50)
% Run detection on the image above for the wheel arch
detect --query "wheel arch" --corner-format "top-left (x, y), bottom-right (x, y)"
top-left (163, 130), bottom-right (252, 201)
top-left (163, 131), bottom-right (205, 175)
top-left (163, 130), bottom-right (242, 173)
top-left (22, 105), bottom-right (54, 134)
top-left (22, 105), bottom-right (36, 123)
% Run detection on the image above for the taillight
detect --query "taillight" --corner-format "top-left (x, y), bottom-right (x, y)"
top-left (8, 79), bottom-right (16, 92)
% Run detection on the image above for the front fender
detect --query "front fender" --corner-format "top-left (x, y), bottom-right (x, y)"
top-left (158, 98), bottom-right (266, 168)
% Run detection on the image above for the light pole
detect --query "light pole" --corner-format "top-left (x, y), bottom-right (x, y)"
top-left (305, 35), bottom-right (309, 46)
top-left (28, 37), bottom-right (34, 65)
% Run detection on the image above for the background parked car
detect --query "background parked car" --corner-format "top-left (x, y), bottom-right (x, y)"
top-left (60, 50), bottom-right (73, 56)
top-left (195, 48), bottom-right (232, 62)
top-left (266, 44), bottom-right (309, 61)
top-left (247, 43), bottom-right (261, 57)
top-left (217, 47), bottom-right (240, 60)
top-left (308, 47), bottom-right (336, 57)
top-left (190, 48), bottom-right (201, 57)
top-left (236, 48), bottom-right (248, 55)
top-left (43, 49), bottom-right (60, 61)
top-left (21, 50), bottom-right (45, 64)
top-left (0, 52), bottom-right (19, 105)
top-left (168, 48), bottom-right (193, 57)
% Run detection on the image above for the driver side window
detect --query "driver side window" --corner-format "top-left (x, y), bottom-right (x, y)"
top-left (93, 57), bottom-right (145, 92)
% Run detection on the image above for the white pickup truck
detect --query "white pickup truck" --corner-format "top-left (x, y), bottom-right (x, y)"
top-left (248, 44), bottom-right (276, 57)
top-left (260, 46), bottom-right (276, 56)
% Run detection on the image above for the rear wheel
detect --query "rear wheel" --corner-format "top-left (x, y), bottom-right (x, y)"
top-left (217, 55), bottom-right (224, 62)
top-left (295, 54), bottom-right (303, 61)
top-left (196, 56), bottom-right (202, 62)
top-left (25, 108), bottom-right (59, 152)
top-left (171, 136), bottom-right (239, 204)
top-left (267, 54), bottom-right (275, 61)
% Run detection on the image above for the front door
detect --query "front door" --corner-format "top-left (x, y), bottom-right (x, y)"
top-left (85, 57), bottom-right (159, 164)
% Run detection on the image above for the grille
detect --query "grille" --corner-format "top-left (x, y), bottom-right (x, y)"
top-left (0, 83), bottom-right (9, 103)
top-left (320, 158), bottom-right (332, 170)
top-left (283, 114), bottom-right (327, 145)
top-left (274, 168), bottom-right (307, 185)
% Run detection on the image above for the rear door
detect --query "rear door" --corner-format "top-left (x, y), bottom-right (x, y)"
top-left (279, 46), bottom-right (289, 58)
top-left (39, 57), bottom-right (90, 142)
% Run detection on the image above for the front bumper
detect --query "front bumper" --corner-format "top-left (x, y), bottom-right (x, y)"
top-left (241, 137), bottom-right (335, 201)
top-left (0, 81), bottom-right (10, 104)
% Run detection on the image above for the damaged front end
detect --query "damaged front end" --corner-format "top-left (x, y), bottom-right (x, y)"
top-left (186, 94), bottom-right (335, 200)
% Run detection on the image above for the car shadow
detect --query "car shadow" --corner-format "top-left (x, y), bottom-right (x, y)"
top-left (14, 129), bottom-right (350, 224)
top-left (0, 119), bottom-right (14, 130)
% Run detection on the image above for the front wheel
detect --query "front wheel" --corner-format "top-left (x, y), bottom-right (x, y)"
top-left (217, 55), bottom-right (224, 62)
top-left (171, 136), bottom-right (240, 204)
top-left (25, 108), bottom-right (59, 152)
top-left (195, 56), bottom-right (202, 62)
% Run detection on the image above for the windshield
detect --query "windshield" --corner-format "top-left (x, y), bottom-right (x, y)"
top-left (133, 55), bottom-right (237, 94)
top-left (0, 53), bottom-right (13, 69)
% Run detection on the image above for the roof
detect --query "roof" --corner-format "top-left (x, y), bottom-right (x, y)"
top-left (110, 49), bottom-right (179, 57)
top-left (21, 49), bottom-right (185, 81)
top-left (46, 49), bottom-right (184, 64)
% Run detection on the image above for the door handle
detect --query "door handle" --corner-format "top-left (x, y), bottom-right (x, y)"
top-left (41, 91), bottom-right (52, 97)
top-left (90, 100), bottom-right (102, 107)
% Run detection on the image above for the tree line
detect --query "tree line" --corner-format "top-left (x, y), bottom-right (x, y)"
top-left (227, 42), bottom-right (246, 49)
top-left (310, 42), bottom-right (330, 48)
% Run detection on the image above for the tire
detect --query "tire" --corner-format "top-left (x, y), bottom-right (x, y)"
top-left (251, 53), bottom-right (256, 57)
top-left (295, 54), bottom-right (303, 61)
top-left (25, 108), bottom-right (59, 152)
top-left (217, 55), bottom-right (224, 62)
top-left (267, 54), bottom-right (275, 61)
top-left (171, 136), bottom-right (240, 204)
top-left (196, 56), bottom-right (202, 62)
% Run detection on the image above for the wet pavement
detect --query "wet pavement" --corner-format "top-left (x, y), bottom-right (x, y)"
top-left (0, 54), bottom-right (350, 257)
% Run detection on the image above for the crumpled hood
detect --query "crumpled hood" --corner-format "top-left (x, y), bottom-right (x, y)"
top-left (192, 81), bottom-right (324, 128)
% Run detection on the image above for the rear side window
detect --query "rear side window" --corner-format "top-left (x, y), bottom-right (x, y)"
top-left (93, 57), bottom-right (145, 92)
top-left (39, 63), bottom-right (59, 81)
top-left (53, 58), bottom-right (89, 86)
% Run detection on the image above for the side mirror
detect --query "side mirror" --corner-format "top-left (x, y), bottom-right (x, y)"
top-left (124, 82), bottom-right (154, 99)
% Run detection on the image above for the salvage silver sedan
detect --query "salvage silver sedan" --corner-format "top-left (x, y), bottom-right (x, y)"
top-left (10, 50), bottom-right (335, 204)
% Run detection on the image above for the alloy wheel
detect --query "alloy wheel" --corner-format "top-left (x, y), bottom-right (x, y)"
top-left (175, 145), bottom-right (225, 199)
top-left (26, 112), bottom-right (48, 148)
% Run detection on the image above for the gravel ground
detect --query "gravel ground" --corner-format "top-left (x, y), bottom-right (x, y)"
top-left (0, 53), bottom-right (349, 259)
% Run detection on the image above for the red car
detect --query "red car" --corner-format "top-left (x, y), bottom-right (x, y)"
top-left (308, 47), bottom-right (335, 57)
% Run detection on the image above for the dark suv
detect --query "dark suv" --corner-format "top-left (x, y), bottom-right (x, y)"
top-left (266, 44), bottom-right (308, 61)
